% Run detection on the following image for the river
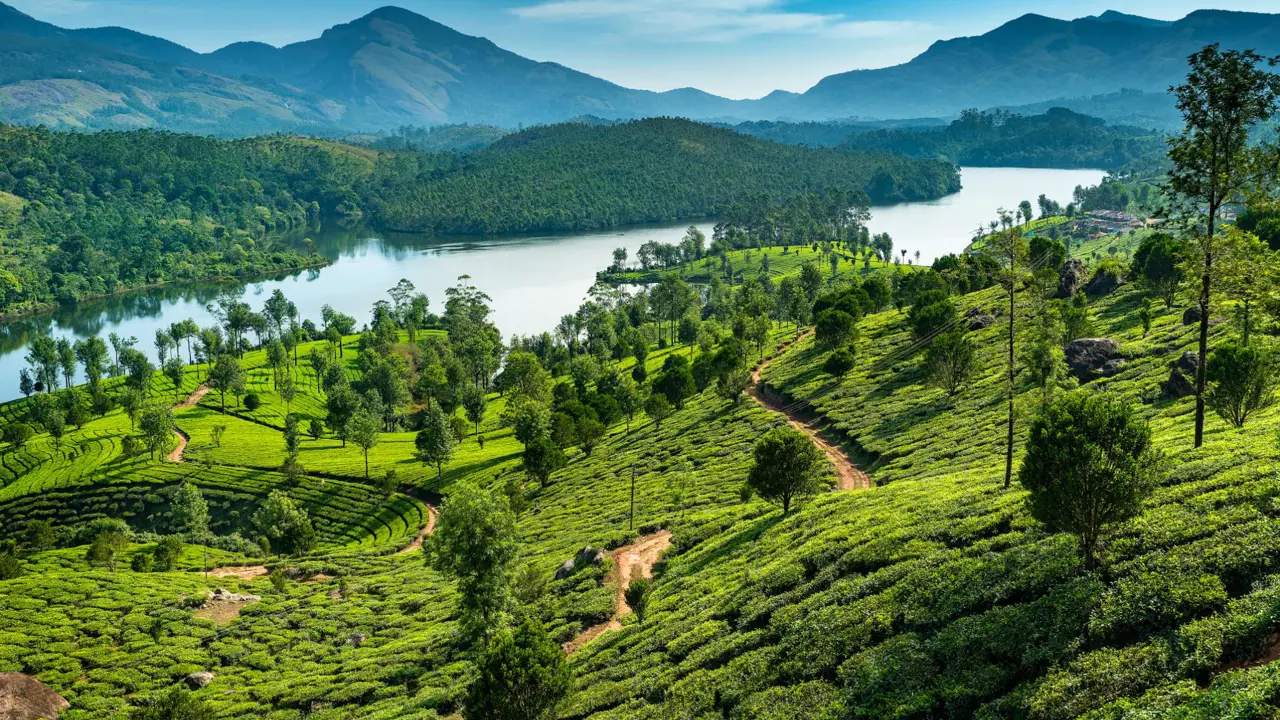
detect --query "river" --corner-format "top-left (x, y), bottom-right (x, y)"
top-left (0, 166), bottom-right (1104, 402)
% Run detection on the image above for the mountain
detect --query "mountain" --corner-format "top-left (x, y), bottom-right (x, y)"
top-left (779, 10), bottom-right (1280, 120)
top-left (0, 3), bottom-right (1278, 133)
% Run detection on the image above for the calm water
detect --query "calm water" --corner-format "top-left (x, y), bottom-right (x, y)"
top-left (0, 166), bottom-right (1103, 402)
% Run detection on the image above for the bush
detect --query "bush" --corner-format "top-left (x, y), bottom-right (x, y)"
top-left (814, 309), bottom-right (858, 350)
top-left (925, 330), bottom-right (975, 396)
top-left (823, 348), bottom-right (856, 377)
top-left (908, 290), bottom-right (956, 340)
top-left (130, 553), bottom-right (154, 572)
top-left (1206, 342), bottom-right (1278, 428)
top-left (244, 393), bottom-right (262, 411)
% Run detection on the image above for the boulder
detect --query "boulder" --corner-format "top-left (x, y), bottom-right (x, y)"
top-left (1085, 270), bottom-right (1124, 296)
top-left (554, 546), bottom-right (605, 580)
top-left (348, 633), bottom-right (367, 647)
top-left (1057, 259), bottom-right (1087, 299)
top-left (1064, 338), bottom-right (1125, 381)
top-left (184, 671), bottom-right (215, 690)
top-left (0, 673), bottom-right (69, 719)
top-left (967, 314), bottom-right (996, 331)
top-left (1183, 306), bottom-right (1201, 326)
top-left (1163, 351), bottom-right (1199, 398)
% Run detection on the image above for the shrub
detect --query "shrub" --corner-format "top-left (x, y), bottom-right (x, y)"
top-left (463, 614), bottom-right (570, 720)
top-left (1017, 392), bottom-right (1160, 570)
top-left (1206, 342), bottom-right (1278, 428)
top-left (823, 348), bottom-right (856, 377)
top-left (925, 330), bottom-right (975, 396)
top-left (625, 577), bottom-right (652, 624)
top-left (244, 393), bottom-right (261, 411)
top-left (130, 553), bottom-right (154, 572)
top-left (814, 309), bottom-right (858, 350)
top-left (908, 290), bottom-right (956, 340)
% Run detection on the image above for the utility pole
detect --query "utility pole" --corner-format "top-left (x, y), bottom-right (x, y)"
top-left (629, 464), bottom-right (636, 531)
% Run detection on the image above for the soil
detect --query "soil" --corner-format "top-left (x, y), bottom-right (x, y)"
top-left (193, 599), bottom-right (257, 625)
top-left (395, 505), bottom-right (439, 556)
top-left (207, 565), bottom-right (269, 580)
top-left (565, 530), bottom-right (672, 653)
top-left (169, 385), bottom-right (210, 462)
top-left (748, 331), bottom-right (871, 491)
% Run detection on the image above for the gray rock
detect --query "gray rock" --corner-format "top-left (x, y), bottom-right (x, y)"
top-left (348, 633), bottom-right (366, 647)
top-left (1064, 338), bottom-right (1125, 381)
top-left (1163, 352), bottom-right (1199, 398)
top-left (0, 673), bottom-right (70, 720)
top-left (184, 671), bottom-right (215, 690)
top-left (1057, 259), bottom-right (1087, 299)
top-left (968, 314), bottom-right (996, 331)
top-left (1085, 270), bottom-right (1124, 296)
top-left (1183, 306), bottom-right (1202, 326)
top-left (554, 546), bottom-right (606, 580)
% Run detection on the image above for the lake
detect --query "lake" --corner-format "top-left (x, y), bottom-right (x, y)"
top-left (0, 166), bottom-right (1104, 402)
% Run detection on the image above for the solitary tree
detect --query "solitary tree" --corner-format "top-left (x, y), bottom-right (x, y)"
top-left (170, 483), bottom-right (209, 536)
top-left (462, 384), bottom-right (487, 438)
top-left (746, 427), bottom-right (824, 514)
top-left (523, 436), bottom-right (566, 486)
top-left (644, 394), bottom-right (673, 430)
top-left (415, 407), bottom-right (456, 481)
top-left (138, 405), bottom-right (174, 460)
top-left (1017, 392), bottom-right (1159, 570)
top-left (1206, 341), bottom-right (1278, 427)
top-left (463, 614), bottom-right (571, 720)
top-left (207, 355), bottom-right (245, 412)
top-left (1168, 45), bottom-right (1280, 448)
top-left (985, 212), bottom-right (1028, 487)
top-left (87, 529), bottom-right (129, 571)
top-left (346, 410), bottom-right (380, 480)
top-left (925, 330), bottom-right (976, 397)
top-left (426, 482), bottom-right (519, 642)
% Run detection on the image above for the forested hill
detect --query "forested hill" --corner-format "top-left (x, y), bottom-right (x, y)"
top-left (0, 119), bottom-right (958, 315)
top-left (371, 118), bottom-right (962, 235)
top-left (841, 108), bottom-right (1166, 169)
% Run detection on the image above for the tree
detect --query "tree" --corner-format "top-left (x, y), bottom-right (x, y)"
top-left (415, 408), bottom-right (456, 481)
top-left (74, 336), bottom-right (109, 390)
top-left (376, 469), bottom-right (399, 498)
top-left (717, 367), bottom-right (752, 404)
top-left (985, 213), bottom-right (1029, 487)
top-left (152, 535), bottom-right (183, 571)
top-left (346, 410), bottom-right (381, 480)
top-left (463, 614), bottom-right (571, 720)
top-left (644, 393), bottom-right (673, 429)
top-left (18, 368), bottom-right (33, 398)
top-left (283, 414), bottom-right (302, 458)
top-left (815, 309), bottom-right (857, 350)
top-left (325, 386), bottom-right (360, 448)
top-left (253, 490), bottom-right (316, 555)
top-left (1022, 315), bottom-right (1070, 407)
top-left (1017, 391), bottom-right (1159, 570)
top-left (1206, 341), bottom-right (1278, 428)
top-left (138, 405), bottom-right (173, 460)
top-left (624, 577), bottom-right (652, 624)
top-left (56, 337), bottom-right (76, 390)
top-left (576, 417), bottom-right (605, 456)
top-left (746, 427), bottom-right (824, 513)
top-left (87, 529), bottom-right (129, 571)
top-left (507, 398), bottom-right (551, 448)
top-left (1132, 233), bottom-right (1183, 308)
top-left (3, 422), bottom-right (33, 449)
top-left (907, 290), bottom-right (956, 340)
top-left (462, 384), bottom-right (487, 438)
top-left (163, 357), bottom-right (185, 400)
top-left (207, 355), bottom-right (245, 412)
top-left (925, 330), bottom-right (976, 397)
top-left (524, 436), bottom-right (566, 486)
top-left (655, 357), bottom-right (696, 409)
top-left (129, 686), bottom-right (216, 720)
top-left (1168, 45), bottom-right (1280, 448)
top-left (500, 351), bottom-right (552, 404)
top-left (426, 482), bottom-right (519, 641)
top-left (170, 483), bottom-right (209, 536)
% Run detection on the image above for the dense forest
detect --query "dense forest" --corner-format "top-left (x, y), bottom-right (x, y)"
top-left (0, 119), bottom-right (960, 316)
top-left (371, 118), bottom-right (962, 235)
top-left (842, 108), bottom-right (1166, 168)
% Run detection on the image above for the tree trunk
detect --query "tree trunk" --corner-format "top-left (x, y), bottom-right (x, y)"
top-left (1195, 206), bottom-right (1216, 449)
top-left (1004, 249), bottom-right (1016, 489)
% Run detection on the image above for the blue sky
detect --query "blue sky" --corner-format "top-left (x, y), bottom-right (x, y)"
top-left (8, 0), bottom-right (1278, 98)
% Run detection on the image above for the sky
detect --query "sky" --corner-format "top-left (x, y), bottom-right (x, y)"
top-left (7, 0), bottom-right (1279, 98)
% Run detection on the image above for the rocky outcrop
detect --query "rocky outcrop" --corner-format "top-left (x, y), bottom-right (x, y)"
top-left (1065, 338), bottom-right (1126, 381)
top-left (968, 313), bottom-right (996, 331)
top-left (555, 547), bottom-right (605, 580)
top-left (1085, 269), bottom-right (1124, 296)
top-left (205, 588), bottom-right (260, 605)
top-left (1183, 306), bottom-right (1201, 326)
top-left (0, 673), bottom-right (69, 719)
top-left (1163, 351), bottom-right (1199, 398)
top-left (1057, 259), bottom-right (1087, 299)
top-left (184, 671), bottom-right (215, 690)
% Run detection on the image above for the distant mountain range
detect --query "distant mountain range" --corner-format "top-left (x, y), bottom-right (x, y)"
top-left (1, 3), bottom-right (1278, 134)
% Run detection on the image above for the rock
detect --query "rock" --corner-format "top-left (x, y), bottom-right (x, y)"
top-left (1057, 259), bottom-right (1087, 299)
top-left (554, 546), bottom-right (606, 580)
top-left (184, 671), bottom-right (215, 690)
top-left (348, 633), bottom-right (366, 647)
top-left (0, 673), bottom-right (70, 719)
top-left (1064, 338), bottom-right (1125, 381)
top-left (1085, 270), bottom-right (1124, 296)
top-left (1183, 306), bottom-right (1202, 326)
top-left (1163, 352), bottom-right (1199, 398)
top-left (967, 314), bottom-right (996, 331)
top-left (208, 588), bottom-right (260, 604)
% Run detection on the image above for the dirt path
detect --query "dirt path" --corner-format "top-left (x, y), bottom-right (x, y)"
top-left (395, 505), bottom-right (439, 556)
top-left (565, 530), bottom-right (672, 653)
top-left (168, 386), bottom-right (209, 463)
top-left (175, 385), bottom-right (210, 409)
top-left (207, 565), bottom-right (269, 580)
top-left (748, 331), bottom-right (871, 491)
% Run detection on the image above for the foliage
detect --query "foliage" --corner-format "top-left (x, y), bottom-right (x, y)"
top-left (746, 427), bottom-right (825, 514)
top-left (463, 614), bottom-right (572, 720)
top-left (1206, 342), bottom-right (1279, 428)
top-left (426, 482), bottom-right (519, 642)
top-left (925, 330), bottom-right (976, 397)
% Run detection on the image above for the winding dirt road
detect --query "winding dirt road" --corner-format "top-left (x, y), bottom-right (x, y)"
top-left (395, 505), bottom-right (439, 556)
top-left (565, 530), bottom-right (672, 653)
top-left (168, 386), bottom-right (210, 462)
top-left (748, 332), bottom-right (871, 491)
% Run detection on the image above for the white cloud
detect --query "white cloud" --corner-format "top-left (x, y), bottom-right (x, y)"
top-left (510, 0), bottom-right (923, 42)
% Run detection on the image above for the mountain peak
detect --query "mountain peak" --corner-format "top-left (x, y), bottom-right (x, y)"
top-left (1082, 10), bottom-right (1173, 27)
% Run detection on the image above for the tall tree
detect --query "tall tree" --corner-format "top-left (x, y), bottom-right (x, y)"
top-left (463, 615), bottom-right (571, 720)
top-left (746, 427), bottom-right (824, 514)
top-left (1167, 44), bottom-right (1280, 448)
top-left (985, 212), bottom-right (1028, 488)
top-left (426, 482), bottom-right (519, 642)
